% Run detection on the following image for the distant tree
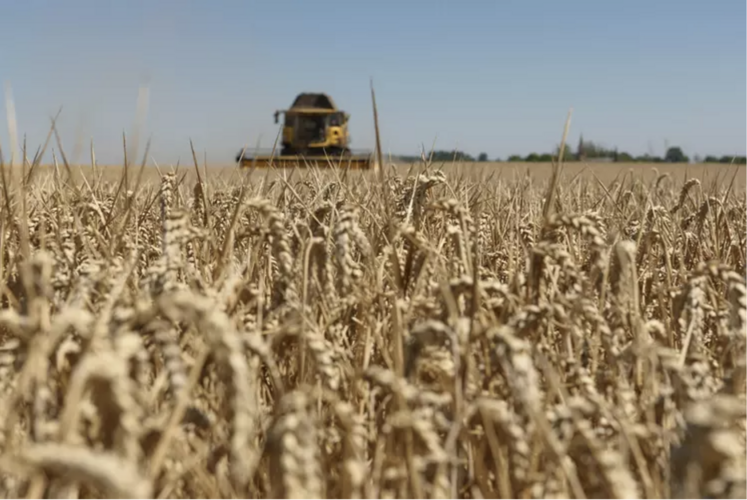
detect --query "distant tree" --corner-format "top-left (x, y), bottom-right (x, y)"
top-left (576, 139), bottom-right (618, 160)
top-left (717, 155), bottom-right (747, 164)
top-left (424, 150), bottom-right (476, 162)
top-left (555, 142), bottom-right (575, 162)
top-left (636, 154), bottom-right (664, 163)
top-left (617, 152), bottom-right (634, 162)
top-left (664, 146), bottom-right (689, 163)
top-left (494, 150), bottom-right (743, 164)
top-left (399, 151), bottom-right (742, 165)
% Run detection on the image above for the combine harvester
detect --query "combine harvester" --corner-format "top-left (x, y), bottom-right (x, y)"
top-left (236, 92), bottom-right (374, 170)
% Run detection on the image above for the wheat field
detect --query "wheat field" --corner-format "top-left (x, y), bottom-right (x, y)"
top-left (10, 161), bottom-right (747, 189)
top-left (0, 157), bottom-right (744, 499)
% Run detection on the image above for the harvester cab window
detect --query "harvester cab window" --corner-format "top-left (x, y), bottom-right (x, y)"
top-left (316, 116), bottom-right (327, 141)
top-left (330, 112), bottom-right (347, 127)
top-left (298, 115), bottom-right (325, 143)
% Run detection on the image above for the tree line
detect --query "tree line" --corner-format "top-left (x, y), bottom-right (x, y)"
top-left (398, 137), bottom-right (747, 164)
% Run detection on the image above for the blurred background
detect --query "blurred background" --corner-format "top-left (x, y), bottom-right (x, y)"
top-left (0, 0), bottom-right (745, 166)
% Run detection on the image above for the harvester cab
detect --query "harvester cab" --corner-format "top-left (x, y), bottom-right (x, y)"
top-left (236, 92), bottom-right (372, 169)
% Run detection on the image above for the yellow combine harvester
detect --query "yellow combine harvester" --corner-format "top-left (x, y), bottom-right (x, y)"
top-left (236, 92), bottom-right (374, 169)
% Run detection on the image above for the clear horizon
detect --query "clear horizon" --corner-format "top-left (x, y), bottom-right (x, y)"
top-left (1, 0), bottom-right (745, 165)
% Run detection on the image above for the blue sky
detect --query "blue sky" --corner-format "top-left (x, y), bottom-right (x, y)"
top-left (1, 0), bottom-right (745, 165)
